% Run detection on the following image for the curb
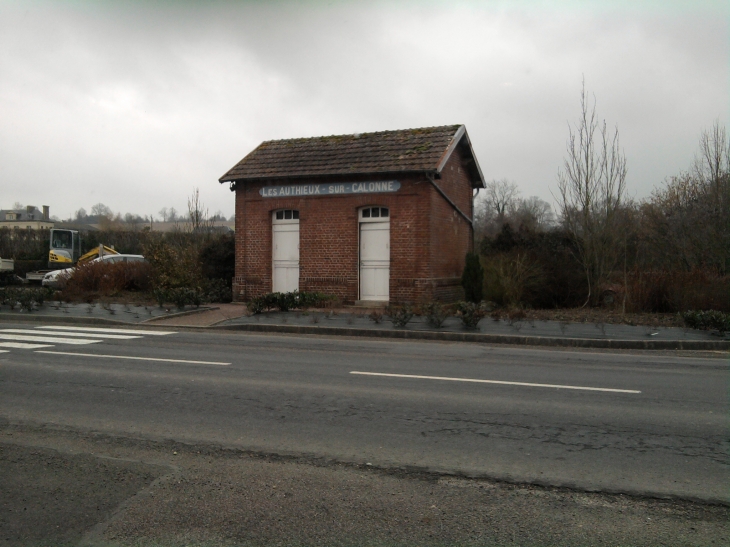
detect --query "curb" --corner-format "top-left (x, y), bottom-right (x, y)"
top-left (1, 312), bottom-right (728, 350)
top-left (213, 323), bottom-right (730, 351)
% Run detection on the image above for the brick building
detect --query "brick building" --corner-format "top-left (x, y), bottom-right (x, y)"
top-left (219, 125), bottom-right (485, 304)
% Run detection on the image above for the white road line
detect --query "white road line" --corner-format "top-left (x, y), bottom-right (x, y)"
top-left (0, 342), bottom-right (53, 349)
top-left (350, 371), bottom-right (642, 394)
top-left (36, 326), bottom-right (175, 336)
top-left (0, 334), bottom-right (100, 345)
top-left (0, 350), bottom-right (8, 354)
top-left (35, 350), bottom-right (230, 366)
top-left (1, 329), bottom-right (141, 340)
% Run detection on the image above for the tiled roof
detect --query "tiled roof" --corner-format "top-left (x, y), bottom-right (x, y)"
top-left (219, 125), bottom-right (471, 182)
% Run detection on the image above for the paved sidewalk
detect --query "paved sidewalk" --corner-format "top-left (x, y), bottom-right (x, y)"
top-left (148, 303), bottom-right (249, 326)
top-left (218, 308), bottom-right (730, 342)
top-left (1, 301), bottom-right (728, 350)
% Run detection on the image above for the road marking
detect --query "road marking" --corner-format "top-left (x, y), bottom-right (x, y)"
top-left (0, 350), bottom-right (7, 354)
top-left (1, 329), bottom-right (142, 340)
top-left (37, 326), bottom-right (175, 336)
top-left (0, 342), bottom-right (53, 349)
top-left (350, 371), bottom-right (642, 394)
top-left (35, 350), bottom-right (230, 366)
top-left (0, 334), bottom-right (100, 345)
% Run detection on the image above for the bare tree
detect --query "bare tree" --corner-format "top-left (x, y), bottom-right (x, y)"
top-left (555, 80), bottom-right (628, 306)
top-left (158, 207), bottom-right (169, 222)
top-left (695, 120), bottom-right (730, 190)
top-left (187, 187), bottom-right (211, 234)
top-left (644, 121), bottom-right (730, 275)
top-left (484, 179), bottom-right (520, 221)
top-left (90, 203), bottom-right (113, 219)
top-left (514, 196), bottom-right (555, 230)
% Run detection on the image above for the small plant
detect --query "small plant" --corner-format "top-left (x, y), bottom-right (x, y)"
top-left (247, 297), bottom-right (265, 315)
top-left (154, 287), bottom-right (169, 308)
top-left (386, 305), bottom-right (414, 327)
top-left (456, 301), bottom-right (488, 330)
top-left (423, 301), bottom-right (449, 329)
top-left (681, 310), bottom-right (730, 334)
top-left (369, 310), bottom-right (384, 324)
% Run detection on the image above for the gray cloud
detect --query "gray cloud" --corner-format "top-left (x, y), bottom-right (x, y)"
top-left (1, 1), bottom-right (727, 219)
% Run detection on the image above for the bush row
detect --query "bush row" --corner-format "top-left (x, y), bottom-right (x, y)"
top-left (153, 279), bottom-right (233, 309)
top-left (247, 291), bottom-right (335, 314)
top-left (681, 310), bottom-right (730, 334)
top-left (0, 286), bottom-right (54, 312)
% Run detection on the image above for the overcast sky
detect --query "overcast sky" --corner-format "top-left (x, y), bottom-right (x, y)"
top-left (1, 0), bottom-right (727, 220)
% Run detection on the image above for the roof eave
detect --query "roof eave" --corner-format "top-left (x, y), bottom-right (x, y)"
top-left (219, 168), bottom-right (439, 185)
top-left (434, 125), bottom-right (485, 189)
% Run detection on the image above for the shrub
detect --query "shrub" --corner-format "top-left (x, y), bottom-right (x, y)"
top-left (200, 233), bottom-right (235, 284)
top-left (61, 260), bottom-right (152, 299)
top-left (204, 278), bottom-right (233, 303)
top-left (422, 301), bottom-right (449, 328)
top-left (461, 252), bottom-right (484, 303)
top-left (483, 252), bottom-right (544, 307)
top-left (143, 238), bottom-right (202, 290)
top-left (386, 305), bottom-right (414, 327)
top-left (275, 291), bottom-right (296, 312)
top-left (245, 291), bottom-right (335, 314)
top-left (681, 310), bottom-right (730, 334)
top-left (368, 310), bottom-right (384, 324)
top-left (166, 287), bottom-right (203, 309)
top-left (456, 301), bottom-right (489, 330)
top-left (0, 287), bottom-right (51, 312)
top-left (247, 297), bottom-right (265, 315)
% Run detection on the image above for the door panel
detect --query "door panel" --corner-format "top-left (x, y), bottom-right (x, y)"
top-left (273, 221), bottom-right (299, 293)
top-left (360, 222), bottom-right (389, 300)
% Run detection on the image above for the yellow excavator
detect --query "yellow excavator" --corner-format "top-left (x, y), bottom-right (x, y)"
top-left (26, 228), bottom-right (118, 282)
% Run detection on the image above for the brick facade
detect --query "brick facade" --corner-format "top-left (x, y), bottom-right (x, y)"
top-left (232, 147), bottom-right (475, 304)
top-left (223, 125), bottom-right (484, 305)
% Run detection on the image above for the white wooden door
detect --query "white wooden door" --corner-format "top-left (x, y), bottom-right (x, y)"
top-left (360, 219), bottom-right (390, 301)
top-left (272, 214), bottom-right (299, 293)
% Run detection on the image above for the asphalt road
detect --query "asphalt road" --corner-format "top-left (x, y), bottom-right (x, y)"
top-left (0, 322), bottom-right (727, 502)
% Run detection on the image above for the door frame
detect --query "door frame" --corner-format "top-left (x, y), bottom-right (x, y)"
top-left (358, 206), bottom-right (390, 301)
top-left (272, 209), bottom-right (300, 293)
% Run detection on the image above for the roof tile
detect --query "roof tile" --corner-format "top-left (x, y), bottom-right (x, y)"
top-left (219, 125), bottom-right (463, 182)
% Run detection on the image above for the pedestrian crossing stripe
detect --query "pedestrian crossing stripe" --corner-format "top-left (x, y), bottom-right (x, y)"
top-left (1, 329), bottom-right (142, 340)
top-left (37, 326), bottom-right (175, 336)
top-left (0, 333), bottom-right (101, 345)
top-left (0, 342), bottom-right (53, 349)
top-left (0, 326), bottom-right (176, 351)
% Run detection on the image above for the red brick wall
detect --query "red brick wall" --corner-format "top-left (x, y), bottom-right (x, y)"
top-left (428, 147), bottom-right (475, 301)
top-left (233, 164), bottom-right (475, 304)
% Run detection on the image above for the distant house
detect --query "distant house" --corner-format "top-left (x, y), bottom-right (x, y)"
top-left (219, 124), bottom-right (485, 304)
top-left (0, 206), bottom-right (54, 230)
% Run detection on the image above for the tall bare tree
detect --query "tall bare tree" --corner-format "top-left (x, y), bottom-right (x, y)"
top-left (556, 80), bottom-right (628, 306)
top-left (484, 179), bottom-right (520, 220)
top-left (187, 187), bottom-right (211, 234)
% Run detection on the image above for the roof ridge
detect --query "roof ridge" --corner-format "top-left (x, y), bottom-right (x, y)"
top-left (258, 124), bottom-right (463, 145)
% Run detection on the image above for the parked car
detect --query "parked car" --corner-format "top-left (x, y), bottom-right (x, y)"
top-left (42, 254), bottom-right (146, 288)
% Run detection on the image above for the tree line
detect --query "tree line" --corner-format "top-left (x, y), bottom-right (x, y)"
top-left (474, 83), bottom-right (729, 313)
